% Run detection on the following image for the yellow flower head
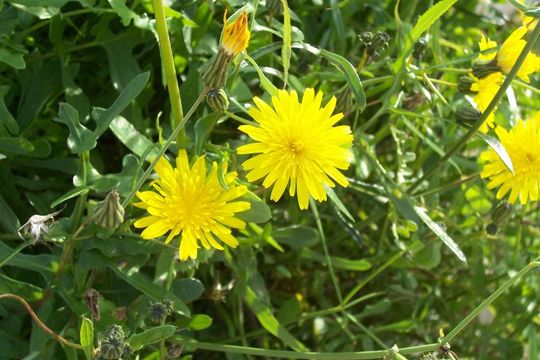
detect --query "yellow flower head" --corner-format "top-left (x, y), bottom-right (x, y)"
top-left (480, 114), bottom-right (540, 204)
top-left (497, 26), bottom-right (540, 83)
top-left (134, 151), bottom-right (251, 260)
top-left (221, 11), bottom-right (250, 57)
top-left (470, 72), bottom-right (504, 133)
top-left (237, 89), bottom-right (353, 210)
top-left (478, 35), bottom-right (497, 61)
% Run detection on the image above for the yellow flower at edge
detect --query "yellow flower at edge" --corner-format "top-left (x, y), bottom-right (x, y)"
top-left (497, 26), bottom-right (540, 83)
top-left (471, 37), bottom-right (502, 133)
top-left (480, 114), bottom-right (540, 204)
top-left (134, 151), bottom-right (251, 261)
top-left (221, 11), bottom-right (250, 57)
top-left (471, 72), bottom-right (503, 133)
top-left (237, 89), bottom-right (353, 210)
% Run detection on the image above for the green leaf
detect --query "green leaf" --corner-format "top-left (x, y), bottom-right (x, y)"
top-left (185, 314), bottom-right (213, 331)
top-left (91, 72), bottom-right (150, 137)
top-left (393, 0), bottom-right (457, 72)
top-left (50, 186), bottom-right (89, 208)
top-left (236, 192), bottom-right (272, 223)
top-left (280, 0), bottom-right (292, 86)
top-left (79, 317), bottom-right (94, 360)
top-left (108, 0), bottom-right (137, 26)
top-left (0, 48), bottom-right (25, 70)
top-left (326, 187), bottom-right (355, 222)
top-left (109, 115), bottom-right (159, 161)
top-left (0, 194), bottom-right (20, 232)
top-left (295, 43), bottom-right (365, 110)
top-left (273, 226), bottom-right (319, 249)
top-left (194, 113), bottom-right (219, 155)
top-left (478, 132), bottom-right (514, 175)
top-left (172, 278), bottom-right (205, 303)
top-left (0, 137), bottom-right (35, 155)
top-left (414, 205), bottom-right (467, 263)
top-left (0, 273), bottom-right (43, 300)
top-left (0, 86), bottom-right (19, 135)
top-left (0, 241), bottom-right (55, 275)
top-left (320, 49), bottom-right (366, 111)
top-left (245, 55), bottom-right (279, 96)
top-left (53, 103), bottom-right (96, 154)
top-left (128, 325), bottom-right (176, 350)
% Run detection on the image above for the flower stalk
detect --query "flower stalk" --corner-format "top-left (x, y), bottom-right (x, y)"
top-left (153, 0), bottom-right (185, 148)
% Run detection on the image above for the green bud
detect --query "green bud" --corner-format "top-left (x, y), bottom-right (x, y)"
top-left (367, 31), bottom-right (390, 58)
top-left (202, 50), bottom-right (232, 90)
top-left (358, 31), bottom-right (373, 46)
top-left (104, 325), bottom-right (125, 341)
top-left (148, 300), bottom-right (172, 323)
top-left (206, 88), bottom-right (230, 113)
top-left (100, 336), bottom-right (125, 360)
top-left (458, 76), bottom-right (476, 94)
top-left (486, 223), bottom-right (498, 235)
top-left (455, 106), bottom-right (482, 126)
top-left (94, 190), bottom-right (125, 230)
top-left (472, 59), bottom-right (501, 79)
top-left (491, 202), bottom-right (512, 223)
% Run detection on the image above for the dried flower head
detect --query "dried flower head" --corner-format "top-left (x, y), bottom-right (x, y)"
top-left (18, 207), bottom-right (64, 243)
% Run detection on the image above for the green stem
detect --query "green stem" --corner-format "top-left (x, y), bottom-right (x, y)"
top-left (122, 89), bottom-right (208, 208)
top-left (310, 199), bottom-right (344, 303)
top-left (407, 20), bottom-right (540, 194)
top-left (0, 239), bottom-right (33, 269)
top-left (443, 259), bottom-right (540, 344)
top-left (153, 0), bottom-right (185, 147)
top-left (173, 337), bottom-right (439, 359)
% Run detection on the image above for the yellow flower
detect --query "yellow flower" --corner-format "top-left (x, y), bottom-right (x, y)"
top-left (497, 26), bottom-right (540, 83)
top-left (237, 89), bottom-right (353, 210)
top-left (221, 11), bottom-right (250, 57)
top-left (480, 114), bottom-right (540, 204)
top-left (134, 151), bottom-right (250, 260)
top-left (470, 72), bottom-right (503, 133)
top-left (478, 35), bottom-right (497, 61)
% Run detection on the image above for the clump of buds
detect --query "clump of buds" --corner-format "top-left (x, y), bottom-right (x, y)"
top-left (96, 325), bottom-right (132, 360)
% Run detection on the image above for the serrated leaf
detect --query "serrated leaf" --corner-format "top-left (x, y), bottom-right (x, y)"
top-left (128, 325), bottom-right (176, 350)
top-left (79, 317), bottom-right (94, 360)
top-left (478, 132), bottom-right (514, 175)
top-left (53, 103), bottom-right (95, 153)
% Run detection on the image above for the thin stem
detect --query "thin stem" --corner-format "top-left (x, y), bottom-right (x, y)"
top-left (172, 337), bottom-right (439, 359)
top-left (153, 0), bottom-right (185, 147)
top-left (224, 111), bottom-right (258, 125)
top-left (443, 259), bottom-right (540, 344)
top-left (310, 199), bottom-right (344, 304)
top-left (408, 20), bottom-right (540, 193)
top-left (0, 294), bottom-right (83, 350)
top-left (0, 239), bottom-right (33, 269)
top-left (122, 89), bottom-right (208, 208)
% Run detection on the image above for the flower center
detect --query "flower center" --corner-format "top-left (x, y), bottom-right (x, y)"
top-left (287, 140), bottom-right (304, 154)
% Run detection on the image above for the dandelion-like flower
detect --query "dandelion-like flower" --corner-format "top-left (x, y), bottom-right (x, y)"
top-left (471, 72), bottom-right (503, 132)
top-left (480, 114), bottom-right (540, 204)
top-left (221, 11), bottom-right (250, 57)
top-left (469, 36), bottom-right (503, 132)
top-left (497, 26), bottom-right (540, 83)
top-left (134, 151), bottom-right (251, 260)
top-left (237, 89), bottom-right (353, 210)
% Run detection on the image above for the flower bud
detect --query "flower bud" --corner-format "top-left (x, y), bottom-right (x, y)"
top-left (148, 300), bottom-right (172, 323)
top-left (472, 59), bottom-right (501, 79)
top-left (100, 336), bottom-right (124, 360)
top-left (487, 202), bottom-right (512, 234)
top-left (358, 31), bottom-right (373, 45)
top-left (94, 190), bottom-right (125, 230)
top-left (83, 288), bottom-right (101, 321)
top-left (206, 88), bottom-right (230, 113)
top-left (167, 344), bottom-right (183, 359)
top-left (202, 50), bottom-right (231, 90)
top-left (455, 106), bottom-right (482, 126)
top-left (458, 76), bottom-right (476, 94)
top-left (413, 36), bottom-right (428, 60)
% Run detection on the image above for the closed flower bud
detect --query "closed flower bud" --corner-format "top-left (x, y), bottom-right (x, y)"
top-left (487, 202), bottom-right (512, 234)
top-left (206, 88), bottom-right (230, 113)
top-left (148, 300), bottom-right (172, 323)
top-left (94, 190), bottom-right (125, 230)
top-left (458, 76), bottom-right (476, 94)
top-left (83, 288), bottom-right (101, 321)
top-left (167, 344), bottom-right (183, 359)
top-left (472, 59), bottom-right (501, 79)
top-left (104, 325), bottom-right (125, 341)
top-left (413, 36), bottom-right (428, 60)
top-left (369, 31), bottom-right (390, 57)
top-left (358, 31), bottom-right (373, 45)
top-left (455, 106), bottom-right (482, 126)
top-left (100, 336), bottom-right (125, 360)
